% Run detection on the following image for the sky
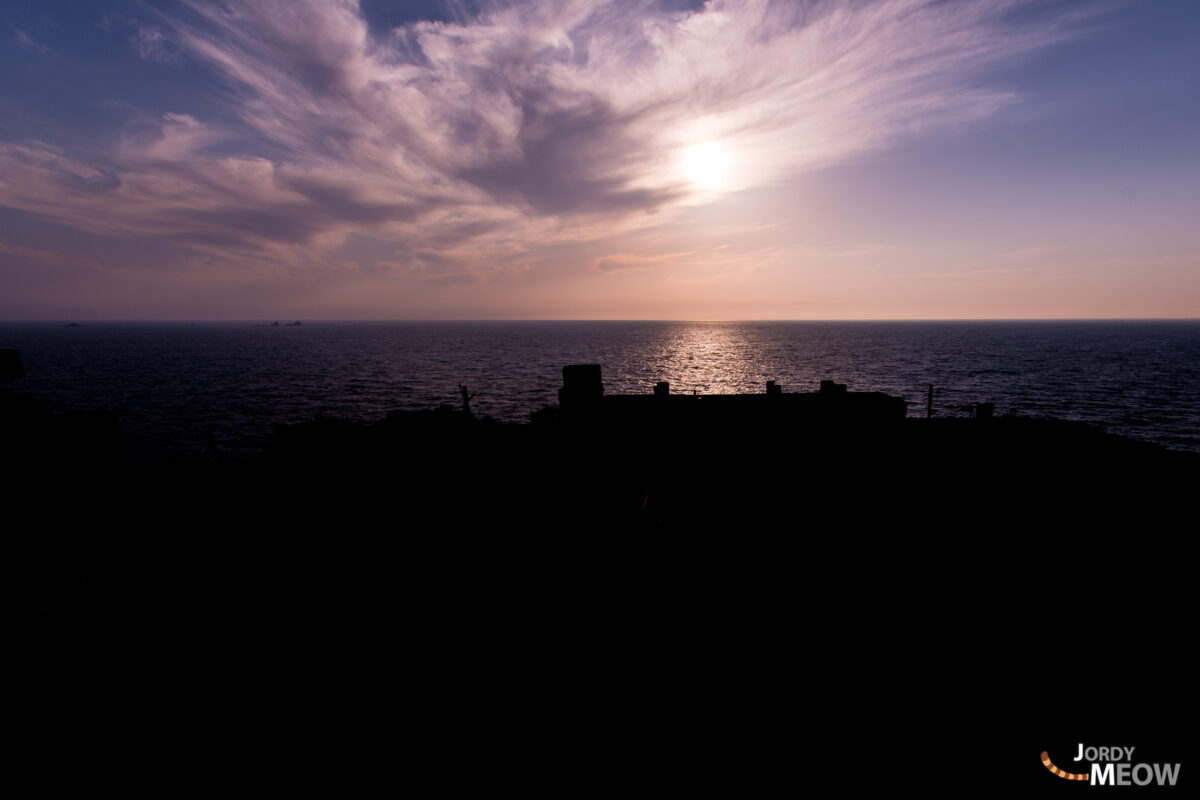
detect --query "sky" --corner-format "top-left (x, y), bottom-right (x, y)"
top-left (1, 0), bottom-right (1198, 320)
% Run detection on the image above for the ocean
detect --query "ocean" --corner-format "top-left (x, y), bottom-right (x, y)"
top-left (3, 320), bottom-right (1198, 465)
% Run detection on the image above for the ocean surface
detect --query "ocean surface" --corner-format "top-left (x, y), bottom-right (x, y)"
top-left (3, 320), bottom-right (1198, 465)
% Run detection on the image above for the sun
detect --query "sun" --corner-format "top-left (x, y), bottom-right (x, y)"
top-left (679, 141), bottom-right (731, 193)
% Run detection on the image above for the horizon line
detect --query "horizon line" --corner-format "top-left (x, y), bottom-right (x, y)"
top-left (3, 317), bottom-right (1200, 324)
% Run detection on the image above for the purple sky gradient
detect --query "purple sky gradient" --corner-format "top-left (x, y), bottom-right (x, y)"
top-left (2, 0), bottom-right (1198, 319)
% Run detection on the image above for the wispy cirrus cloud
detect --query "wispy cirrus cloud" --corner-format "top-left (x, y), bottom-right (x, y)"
top-left (131, 24), bottom-right (176, 63)
top-left (12, 26), bottom-right (50, 54)
top-left (0, 0), bottom-right (1096, 281)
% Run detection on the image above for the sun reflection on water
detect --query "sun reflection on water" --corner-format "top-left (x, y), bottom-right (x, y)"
top-left (8, 321), bottom-right (1196, 462)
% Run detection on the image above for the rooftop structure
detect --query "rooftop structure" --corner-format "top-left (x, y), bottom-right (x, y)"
top-left (557, 364), bottom-right (907, 425)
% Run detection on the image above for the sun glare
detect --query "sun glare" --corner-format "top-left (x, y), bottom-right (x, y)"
top-left (680, 141), bottom-right (731, 193)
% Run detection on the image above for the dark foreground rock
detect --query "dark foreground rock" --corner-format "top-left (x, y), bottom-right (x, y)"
top-left (13, 402), bottom-right (1195, 798)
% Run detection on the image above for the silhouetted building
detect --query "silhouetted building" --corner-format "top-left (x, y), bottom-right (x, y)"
top-left (559, 364), bottom-right (604, 413)
top-left (558, 365), bottom-right (907, 426)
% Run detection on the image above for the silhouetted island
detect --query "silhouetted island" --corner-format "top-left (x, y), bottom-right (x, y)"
top-left (11, 356), bottom-right (1193, 799)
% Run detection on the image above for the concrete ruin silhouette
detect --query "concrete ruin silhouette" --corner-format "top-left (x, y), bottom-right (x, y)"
top-left (557, 363), bottom-right (907, 425)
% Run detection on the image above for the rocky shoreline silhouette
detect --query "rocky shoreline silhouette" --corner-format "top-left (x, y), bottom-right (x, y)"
top-left (11, 356), bottom-right (1193, 797)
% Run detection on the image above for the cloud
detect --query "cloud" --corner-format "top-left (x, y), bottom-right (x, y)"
top-left (595, 250), bottom-right (697, 273)
top-left (132, 24), bottom-right (175, 62)
top-left (0, 0), bottom-right (1096, 280)
top-left (0, 239), bottom-right (74, 266)
top-left (12, 27), bottom-right (49, 54)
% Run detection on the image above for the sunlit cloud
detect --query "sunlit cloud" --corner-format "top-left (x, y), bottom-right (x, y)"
top-left (0, 0), bottom-right (1096, 282)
